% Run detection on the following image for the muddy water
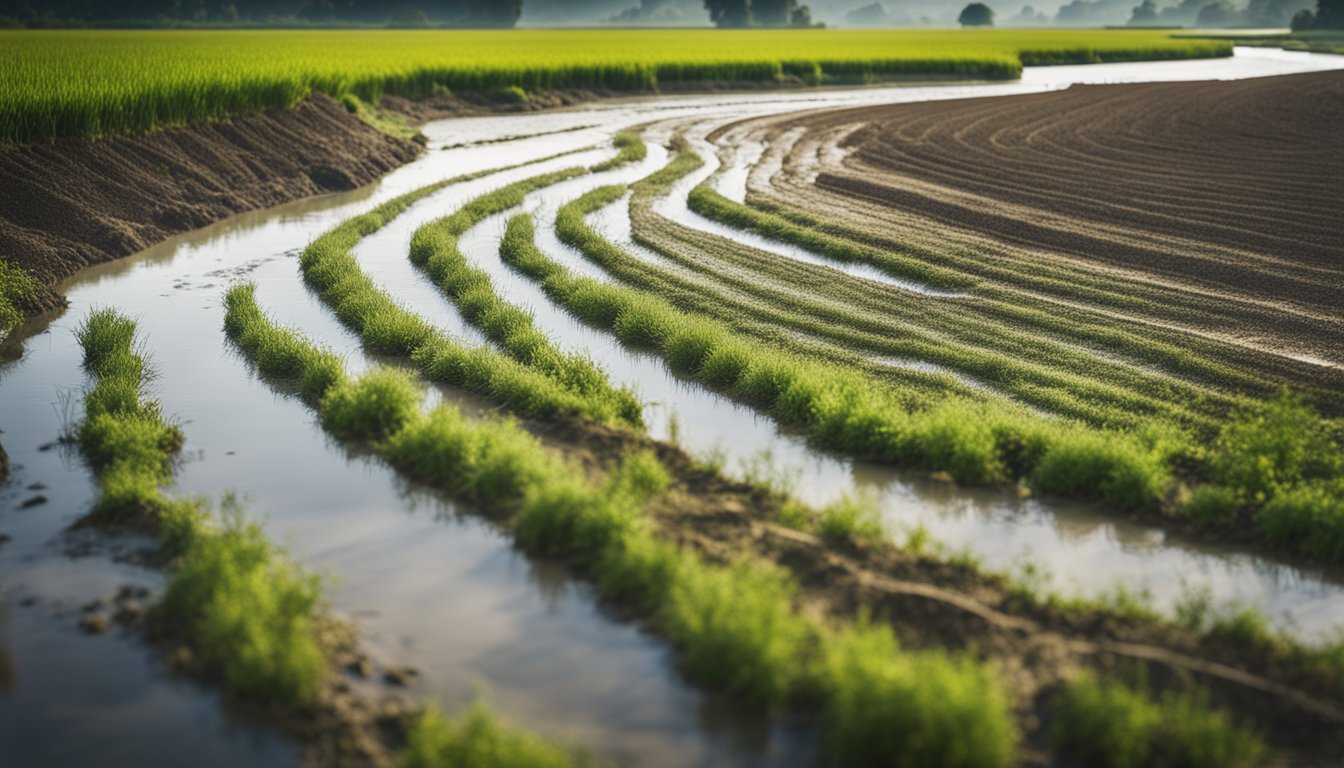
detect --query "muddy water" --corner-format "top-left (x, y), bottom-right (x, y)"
top-left (3, 47), bottom-right (1344, 766)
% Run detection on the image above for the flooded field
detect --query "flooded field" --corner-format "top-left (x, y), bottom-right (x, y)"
top-left (3, 46), bottom-right (1344, 766)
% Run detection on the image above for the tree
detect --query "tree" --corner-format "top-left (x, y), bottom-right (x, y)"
top-left (958, 1), bottom-right (993, 25)
top-left (789, 2), bottom-right (812, 25)
top-left (1194, 0), bottom-right (1233, 25)
top-left (1128, 0), bottom-right (1157, 23)
top-left (704, 0), bottom-right (749, 25)
top-left (1291, 7), bottom-right (1316, 26)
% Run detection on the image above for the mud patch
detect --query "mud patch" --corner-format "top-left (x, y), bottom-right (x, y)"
top-left (0, 94), bottom-right (421, 316)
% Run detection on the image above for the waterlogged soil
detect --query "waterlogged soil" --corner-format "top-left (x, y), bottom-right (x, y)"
top-left (804, 71), bottom-right (1344, 367)
top-left (3, 47), bottom-right (1344, 766)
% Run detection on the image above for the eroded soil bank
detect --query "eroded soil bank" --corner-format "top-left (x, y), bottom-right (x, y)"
top-left (0, 94), bottom-right (420, 315)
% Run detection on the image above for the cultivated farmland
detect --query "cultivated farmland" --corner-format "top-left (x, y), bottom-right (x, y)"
top-left (0, 29), bottom-right (1232, 144)
top-left (0, 28), bottom-right (1341, 768)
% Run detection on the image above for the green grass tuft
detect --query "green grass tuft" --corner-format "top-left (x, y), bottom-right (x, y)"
top-left (1052, 672), bottom-right (1264, 768)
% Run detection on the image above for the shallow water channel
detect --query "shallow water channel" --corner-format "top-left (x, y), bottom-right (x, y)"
top-left (2, 46), bottom-right (1343, 766)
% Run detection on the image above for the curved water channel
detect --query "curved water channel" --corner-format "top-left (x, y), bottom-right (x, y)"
top-left (2, 46), bottom-right (1343, 765)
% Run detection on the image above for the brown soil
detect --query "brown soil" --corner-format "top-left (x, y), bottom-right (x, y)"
top-left (532, 414), bottom-right (1344, 766)
top-left (0, 94), bottom-right (421, 316)
top-left (775, 72), bottom-right (1344, 362)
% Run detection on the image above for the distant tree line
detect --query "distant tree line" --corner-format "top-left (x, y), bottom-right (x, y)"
top-left (1291, 0), bottom-right (1344, 28)
top-left (0, 0), bottom-right (521, 26)
top-left (702, 0), bottom-right (817, 26)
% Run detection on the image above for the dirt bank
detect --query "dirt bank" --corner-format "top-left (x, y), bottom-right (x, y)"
top-left (0, 94), bottom-right (421, 316)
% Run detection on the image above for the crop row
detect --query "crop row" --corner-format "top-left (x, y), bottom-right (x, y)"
top-left (222, 281), bottom-right (1262, 768)
top-left (0, 29), bottom-right (1230, 144)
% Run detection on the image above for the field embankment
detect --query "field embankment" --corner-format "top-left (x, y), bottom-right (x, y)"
top-left (0, 94), bottom-right (418, 322)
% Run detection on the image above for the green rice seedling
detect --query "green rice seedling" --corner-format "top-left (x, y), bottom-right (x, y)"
top-left (662, 557), bottom-right (811, 708)
top-left (1052, 672), bottom-right (1263, 768)
top-left (223, 283), bottom-right (346, 403)
top-left (1256, 481), bottom-right (1344, 562)
top-left (0, 30), bottom-right (1229, 146)
top-left (401, 702), bottom-right (589, 768)
top-left (1211, 393), bottom-right (1343, 505)
top-left (819, 620), bottom-right (1018, 768)
top-left (318, 367), bottom-right (423, 443)
top-left (383, 405), bottom-right (557, 505)
top-left (151, 503), bottom-right (325, 706)
top-left (1184, 485), bottom-right (1240, 529)
top-left (75, 307), bottom-right (141, 373)
top-left (817, 492), bottom-right (885, 547)
top-left (1030, 429), bottom-right (1171, 509)
top-left (589, 130), bottom-right (647, 173)
top-left (0, 260), bottom-right (38, 337)
top-left (74, 309), bottom-right (184, 523)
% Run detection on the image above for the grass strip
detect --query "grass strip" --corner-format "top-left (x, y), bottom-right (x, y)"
top-left (74, 308), bottom-right (324, 705)
top-left (407, 167), bottom-right (643, 426)
top-left (1052, 672), bottom-right (1264, 768)
top-left (223, 281), bottom-right (1024, 767)
top-left (508, 201), bottom-right (1344, 562)
top-left (296, 160), bottom-right (636, 426)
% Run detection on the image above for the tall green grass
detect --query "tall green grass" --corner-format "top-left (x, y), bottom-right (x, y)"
top-left (0, 30), bottom-right (1230, 145)
top-left (74, 308), bottom-right (326, 705)
top-left (407, 167), bottom-right (643, 425)
top-left (223, 284), bottom-right (1022, 766)
top-left (1052, 673), bottom-right (1264, 768)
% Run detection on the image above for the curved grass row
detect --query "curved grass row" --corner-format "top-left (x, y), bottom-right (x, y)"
top-left (75, 308), bottom-right (603, 764)
top-left (296, 165), bottom-right (637, 426)
top-left (689, 181), bottom-right (1344, 416)
top-left (222, 281), bottom-right (1027, 767)
top-left (407, 167), bottom-right (643, 426)
top-left (74, 308), bottom-right (324, 705)
top-left (0, 30), bottom-right (1231, 145)
top-left (640, 151), bottom-right (1249, 433)
top-left (504, 195), bottom-right (1344, 562)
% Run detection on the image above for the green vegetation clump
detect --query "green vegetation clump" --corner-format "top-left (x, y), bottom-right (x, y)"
top-left (0, 30), bottom-right (1230, 145)
top-left (1052, 673), bottom-right (1264, 768)
top-left (74, 308), bottom-right (326, 705)
top-left (401, 703), bottom-right (589, 768)
top-left (320, 367), bottom-right (423, 442)
top-left (152, 502), bottom-right (325, 705)
top-left (0, 260), bottom-right (39, 337)
top-left (74, 309), bottom-right (184, 522)
top-left (820, 621), bottom-right (1018, 768)
top-left (589, 130), bottom-right (647, 173)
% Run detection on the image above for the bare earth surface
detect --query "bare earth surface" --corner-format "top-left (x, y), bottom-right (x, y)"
top-left (0, 94), bottom-right (420, 314)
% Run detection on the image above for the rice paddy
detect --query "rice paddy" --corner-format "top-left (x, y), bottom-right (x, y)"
top-left (2, 36), bottom-right (1341, 768)
top-left (0, 29), bottom-right (1231, 144)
